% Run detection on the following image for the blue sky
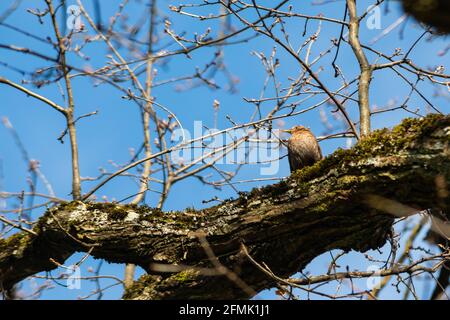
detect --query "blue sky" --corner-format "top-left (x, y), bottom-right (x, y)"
top-left (0, 0), bottom-right (448, 299)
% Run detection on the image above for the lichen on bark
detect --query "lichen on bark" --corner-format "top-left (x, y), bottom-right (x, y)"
top-left (0, 114), bottom-right (449, 299)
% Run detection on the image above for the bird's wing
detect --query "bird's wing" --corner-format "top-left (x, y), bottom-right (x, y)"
top-left (287, 149), bottom-right (294, 172)
top-left (287, 140), bottom-right (303, 172)
top-left (316, 141), bottom-right (324, 160)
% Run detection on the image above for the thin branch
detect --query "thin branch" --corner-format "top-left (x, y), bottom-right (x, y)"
top-left (0, 76), bottom-right (66, 114)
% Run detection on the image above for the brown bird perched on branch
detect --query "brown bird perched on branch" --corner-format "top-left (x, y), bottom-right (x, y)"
top-left (282, 126), bottom-right (323, 172)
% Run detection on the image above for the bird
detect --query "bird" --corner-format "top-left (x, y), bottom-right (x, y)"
top-left (282, 126), bottom-right (323, 172)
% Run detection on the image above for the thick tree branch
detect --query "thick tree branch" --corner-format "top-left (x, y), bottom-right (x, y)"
top-left (0, 114), bottom-right (449, 299)
top-left (402, 0), bottom-right (450, 34)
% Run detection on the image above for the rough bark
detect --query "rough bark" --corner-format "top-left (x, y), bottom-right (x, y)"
top-left (0, 114), bottom-right (449, 299)
top-left (402, 0), bottom-right (450, 34)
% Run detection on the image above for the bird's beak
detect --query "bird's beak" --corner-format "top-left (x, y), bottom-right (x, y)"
top-left (281, 129), bottom-right (291, 134)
